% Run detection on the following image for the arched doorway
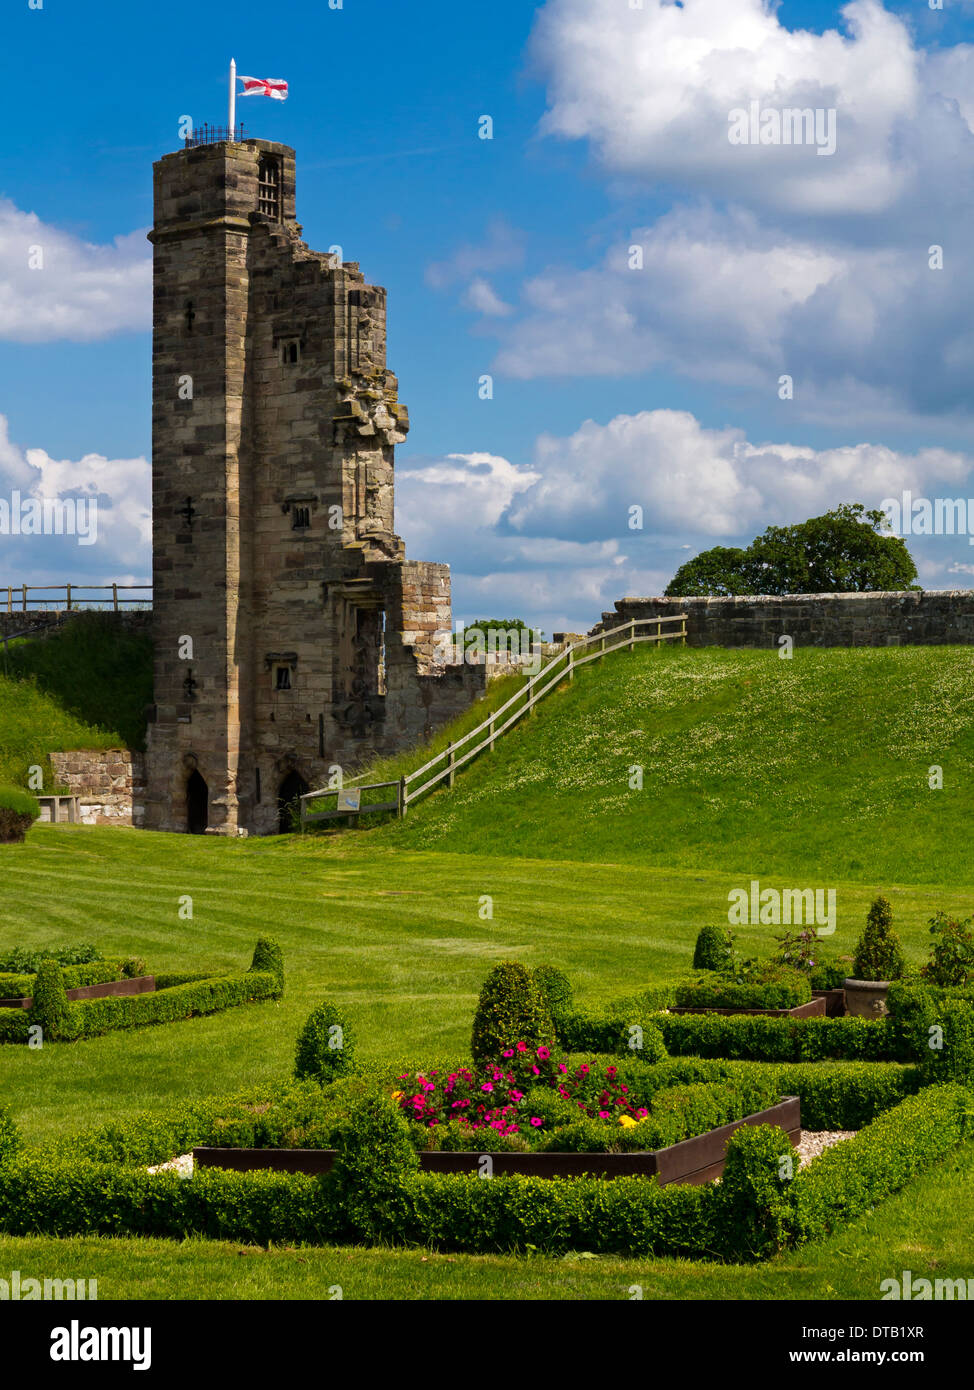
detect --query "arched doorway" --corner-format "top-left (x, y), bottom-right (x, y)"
top-left (186, 770), bottom-right (208, 835)
top-left (278, 770), bottom-right (308, 834)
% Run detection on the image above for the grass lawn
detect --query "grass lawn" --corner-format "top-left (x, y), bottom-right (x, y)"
top-left (2, 642), bottom-right (973, 1300)
top-left (0, 825), bottom-right (965, 1139)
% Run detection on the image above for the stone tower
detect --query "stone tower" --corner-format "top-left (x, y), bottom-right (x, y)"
top-left (143, 135), bottom-right (484, 835)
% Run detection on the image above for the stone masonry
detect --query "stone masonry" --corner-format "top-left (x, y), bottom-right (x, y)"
top-left (596, 591), bottom-right (974, 648)
top-left (143, 136), bottom-right (484, 835)
top-left (49, 750), bottom-right (146, 827)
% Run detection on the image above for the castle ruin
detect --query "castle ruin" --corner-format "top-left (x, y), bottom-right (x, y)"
top-left (143, 136), bottom-right (484, 835)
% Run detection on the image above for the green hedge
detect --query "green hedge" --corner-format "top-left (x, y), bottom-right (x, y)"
top-left (722, 1060), bottom-right (920, 1130)
top-left (0, 940), bottom-right (284, 1044)
top-left (790, 1083), bottom-right (974, 1244)
top-left (556, 1007), bottom-right (898, 1063)
top-left (4, 1084), bottom-right (969, 1260)
top-left (0, 958), bottom-right (133, 999)
top-left (673, 976), bottom-right (811, 1011)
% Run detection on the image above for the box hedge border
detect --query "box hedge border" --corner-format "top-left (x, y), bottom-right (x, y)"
top-left (0, 1080), bottom-right (969, 1261)
top-left (0, 939), bottom-right (283, 1044)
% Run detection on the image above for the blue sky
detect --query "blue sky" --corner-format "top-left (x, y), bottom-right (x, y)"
top-left (3, 0), bottom-right (974, 633)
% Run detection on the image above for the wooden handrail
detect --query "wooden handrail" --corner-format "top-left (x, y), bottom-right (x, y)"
top-left (300, 614), bottom-right (687, 824)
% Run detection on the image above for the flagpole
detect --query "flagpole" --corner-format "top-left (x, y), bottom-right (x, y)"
top-left (229, 59), bottom-right (236, 141)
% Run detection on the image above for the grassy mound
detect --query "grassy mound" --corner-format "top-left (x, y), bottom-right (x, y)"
top-left (380, 643), bottom-right (974, 885)
top-left (0, 613), bottom-right (152, 788)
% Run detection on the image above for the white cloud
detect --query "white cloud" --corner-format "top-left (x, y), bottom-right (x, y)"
top-left (0, 200), bottom-right (150, 342)
top-left (532, 0), bottom-right (923, 216)
top-left (0, 413), bottom-right (150, 581)
top-left (462, 277), bottom-right (514, 317)
top-left (396, 410), bottom-right (974, 629)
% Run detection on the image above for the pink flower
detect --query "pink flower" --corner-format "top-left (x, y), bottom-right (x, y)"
top-left (530, 1117), bottom-right (543, 1127)
top-left (558, 1063), bottom-right (568, 1074)
top-left (537, 1046), bottom-right (551, 1060)
top-left (511, 1089), bottom-right (523, 1101)
top-left (502, 1049), bottom-right (514, 1058)
top-left (531, 1065), bottom-right (540, 1075)
top-left (598, 1110), bottom-right (610, 1119)
top-left (481, 1083), bottom-right (494, 1093)
top-left (516, 1042), bottom-right (528, 1053)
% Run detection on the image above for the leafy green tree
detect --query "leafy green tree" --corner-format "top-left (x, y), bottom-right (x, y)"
top-left (666, 505), bottom-right (918, 597)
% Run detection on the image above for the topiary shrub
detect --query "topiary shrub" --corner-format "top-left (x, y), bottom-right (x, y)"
top-left (0, 787), bottom-right (40, 844)
top-left (250, 937), bottom-right (284, 991)
top-left (29, 961), bottom-right (69, 1041)
top-left (533, 965), bottom-right (574, 1021)
top-left (329, 1093), bottom-right (419, 1243)
top-left (692, 925), bottom-right (734, 972)
top-left (294, 1000), bottom-right (355, 1084)
top-left (852, 897), bottom-right (905, 982)
top-left (0, 1104), bottom-right (19, 1165)
top-left (470, 961), bottom-right (555, 1063)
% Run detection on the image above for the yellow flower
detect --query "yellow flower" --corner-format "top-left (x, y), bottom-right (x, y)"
top-left (619, 1115), bottom-right (637, 1128)
top-left (391, 1090), bottom-right (404, 1101)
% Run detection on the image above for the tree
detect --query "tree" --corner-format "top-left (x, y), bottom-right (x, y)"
top-left (665, 504), bottom-right (919, 597)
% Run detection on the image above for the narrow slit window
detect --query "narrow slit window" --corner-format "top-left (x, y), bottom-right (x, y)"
top-left (275, 665), bottom-right (292, 691)
top-left (292, 506), bottom-right (311, 531)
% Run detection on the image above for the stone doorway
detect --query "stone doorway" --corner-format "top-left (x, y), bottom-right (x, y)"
top-left (277, 770), bottom-right (309, 834)
top-left (186, 770), bottom-right (208, 835)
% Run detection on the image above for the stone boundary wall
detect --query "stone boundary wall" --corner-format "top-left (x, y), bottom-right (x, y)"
top-left (48, 750), bottom-right (146, 827)
top-left (0, 610), bottom-right (152, 641)
top-left (594, 590), bottom-right (974, 648)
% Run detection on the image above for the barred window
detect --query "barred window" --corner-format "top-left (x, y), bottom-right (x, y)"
top-left (258, 157), bottom-right (281, 219)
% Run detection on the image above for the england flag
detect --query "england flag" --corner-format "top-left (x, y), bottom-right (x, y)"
top-left (238, 76), bottom-right (289, 101)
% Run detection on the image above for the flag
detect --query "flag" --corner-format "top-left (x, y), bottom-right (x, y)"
top-left (238, 76), bottom-right (288, 101)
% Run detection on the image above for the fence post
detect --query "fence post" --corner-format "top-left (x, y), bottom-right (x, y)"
top-left (6, 586), bottom-right (10, 614)
top-left (66, 583), bottom-right (72, 612)
top-left (399, 776), bottom-right (407, 818)
top-left (681, 617), bottom-right (687, 647)
top-left (656, 618), bottom-right (661, 644)
top-left (112, 583), bottom-right (119, 613)
top-left (629, 619), bottom-right (635, 653)
top-left (488, 715), bottom-right (495, 751)
top-left (22, 585), bottom-right (27, 613)
top-left (600, 632), bottom-right (605, 655)
top-left (447, 742), bottom-right (455, 789)
top-left (568, 646), bottom-right (574, 683)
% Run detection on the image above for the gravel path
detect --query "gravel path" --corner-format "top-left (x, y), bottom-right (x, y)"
top-left (796, 1130), bottom-right (857, 1169)
top-left (146, 1153), bottom-right (194, 1177)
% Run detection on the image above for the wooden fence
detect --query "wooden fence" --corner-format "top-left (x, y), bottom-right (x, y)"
top-left (2, 584), bottom-right (152, 613)
top-left (300, 614), bottom-right (687, 827)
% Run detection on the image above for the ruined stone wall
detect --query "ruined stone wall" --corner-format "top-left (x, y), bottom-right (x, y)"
top-left (49, 750), bottom-right (146, 827)
top-left (596, 591), bottom-right (974, 648)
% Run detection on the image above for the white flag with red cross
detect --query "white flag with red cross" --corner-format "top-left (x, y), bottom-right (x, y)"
top-left (238, 76), bottom-right (289, 100)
